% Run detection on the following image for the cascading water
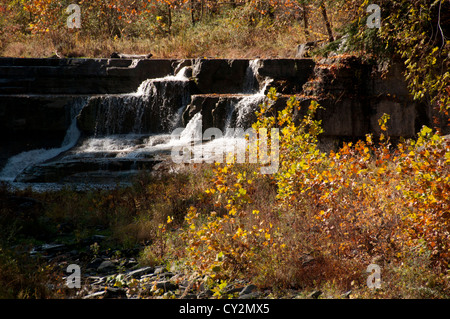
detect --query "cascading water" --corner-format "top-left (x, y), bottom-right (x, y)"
top-left (0, 97), bottom-right (87, 182)
top-left (177, 61), bottom-right (270, 164)
top-left (85, 67), bottom-right (191, 136)
top-left (243, 59), bottom-right (260, 94)
top-left (1, 60), bottom-right (272, 187)
top-left (67, 67), bottom-right (192, 161)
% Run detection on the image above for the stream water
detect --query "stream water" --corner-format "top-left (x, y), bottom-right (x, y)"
top-left (0, 61), bottom-right (269, 191)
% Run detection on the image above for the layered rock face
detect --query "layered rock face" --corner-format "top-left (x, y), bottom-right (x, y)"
top-left (0, 56), bottom-right (443, 184)
top-left (298, 56), bottom-right (438, 140)
top-left (0, 57), bottom-right (175, 170)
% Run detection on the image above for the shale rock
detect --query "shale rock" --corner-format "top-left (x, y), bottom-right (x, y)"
top-left (192, 59), bottom-right (249, 94)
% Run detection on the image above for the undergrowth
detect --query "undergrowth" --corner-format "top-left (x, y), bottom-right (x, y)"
top-left (161, 88), bottom-right (449, 297)
top-left (1, 87), bottom-right (449, 298)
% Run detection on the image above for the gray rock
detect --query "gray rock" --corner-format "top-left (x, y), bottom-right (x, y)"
top-left (341, 290), bottom-right (352, 299)
top-left (97, 260), bottom-right (116, 273)
top-left (125, 266), bottom-right (154, 279)
top-left (308, 290), bottom-right (322, 299)
top-left (87, 257), bottom-right (103, 269)
top-left (197, 289), bottom-right (213, 299)
top-left (225, 286), bottom-right (244, 295)
top-left (238, 292), bottom-right (261, 299)
top-left (82, 290), bottom-right (106, 299)
top-left (239, 284), bottom-right (258, 296)
top-left (192, 58), bottom-right (249, 94)
top-left (295, 41), bottom-right (323, 58)
top-left (103, 287), bottom-right (128, 299)
top-left (40, 243), bottom-right (66, 252)
top-left (110, 52), bottom-right (152, 59)
top-left (154, 266), bottom-right (168, 275)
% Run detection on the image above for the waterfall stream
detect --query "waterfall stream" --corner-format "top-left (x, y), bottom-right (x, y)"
top-left (0, 61), bottom-right (269, 188)
top-left (0, 97), bottom-right (87, 182)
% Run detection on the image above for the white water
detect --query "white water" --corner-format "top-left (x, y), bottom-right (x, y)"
top-left (243, 59), bottom-right (260, 94)
top-left (1, 62), bottom-right (269, 187)
top-left (173, 79), bottom-right (269, 164)
top-left (0, 98), bottom-right (87, 182)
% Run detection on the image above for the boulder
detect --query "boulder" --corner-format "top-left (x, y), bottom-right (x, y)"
top-left (295, 41), bottom-right (324, 58)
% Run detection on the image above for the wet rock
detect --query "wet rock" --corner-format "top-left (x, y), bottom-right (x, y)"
top-left (173, 59), bottom-right (192, 76)
top-left (77, 79), bottom-right (191, 136)
top-left (183, 94), bottom-right (260, 133)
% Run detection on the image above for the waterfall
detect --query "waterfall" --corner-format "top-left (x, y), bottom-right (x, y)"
top-left (225, 76), bottom-right (270, 136)
top-left (174, 61), bottom-right (270, 164)
top-left (0, 97), bottom-right (87, 182)
top-left (243, 59), bottom-right (260, 94)
top-left (68, 68), bottom-right (192, 161)
top-left (2, 60), bottom-right (274, 185)
top-left (88, 73), bottom-right (190, 136)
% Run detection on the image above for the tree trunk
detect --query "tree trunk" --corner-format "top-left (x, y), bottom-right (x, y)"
top-left (167, 5), bottom-right (172, 33)
top-left (302, 3), bottom-right (310, 40)
top-left (319, 1), bottom-right (334, 42)
top-left (190, 0), bottom-right (195, 26)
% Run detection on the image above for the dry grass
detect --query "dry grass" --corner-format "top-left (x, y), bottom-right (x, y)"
top-left (0, 4), bottom-right (351, 59)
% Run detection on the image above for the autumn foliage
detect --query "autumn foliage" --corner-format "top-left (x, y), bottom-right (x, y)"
top-left (170, 88), bottom-right (449, 292)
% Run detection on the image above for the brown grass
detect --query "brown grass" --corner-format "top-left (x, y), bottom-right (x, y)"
top-left (0, 4), bottom-right (351, 59)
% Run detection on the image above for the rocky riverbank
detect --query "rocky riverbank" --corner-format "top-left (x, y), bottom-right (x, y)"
top-left (29, 234), bottom-right (269, 300)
